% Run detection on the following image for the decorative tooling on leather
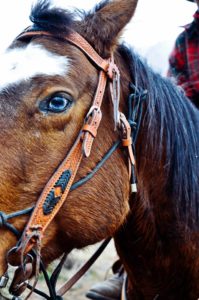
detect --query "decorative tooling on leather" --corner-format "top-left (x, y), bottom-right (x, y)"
top-left (43, 170), bottom-right (72, 215)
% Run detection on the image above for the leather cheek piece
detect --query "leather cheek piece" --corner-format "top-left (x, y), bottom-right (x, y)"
top-left (82, 109), bottom-right (102, 157)
top-left (82, 124), bottom-right (98, 138)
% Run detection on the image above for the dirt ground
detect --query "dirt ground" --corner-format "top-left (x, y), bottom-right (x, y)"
top-left (30, 240), bottom-right (117, 300)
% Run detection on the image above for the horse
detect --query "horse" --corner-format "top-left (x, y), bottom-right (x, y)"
top-left (0, 0), bottom-right (198, 299)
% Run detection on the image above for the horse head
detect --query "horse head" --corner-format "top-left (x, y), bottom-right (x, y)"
top-left (0, 0), bottom-right (138, 283)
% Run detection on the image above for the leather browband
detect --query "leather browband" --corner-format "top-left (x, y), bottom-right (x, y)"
top-left (18, 30), bottom-right (110, 72)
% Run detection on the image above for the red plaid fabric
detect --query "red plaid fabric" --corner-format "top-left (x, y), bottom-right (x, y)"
top-left (168, 10), bottom-right (199, 107)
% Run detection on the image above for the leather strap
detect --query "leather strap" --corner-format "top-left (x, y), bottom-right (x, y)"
top-left (66, 32), bottom-right (110, 72)
top-left (57, 238), bottom-right (111, 297)
top-left (120, 113), bottom-right (135, 166)
top-left (83, 70), bottom-right (107, 157)
top-left (21, 136), bottom-right (83, 254)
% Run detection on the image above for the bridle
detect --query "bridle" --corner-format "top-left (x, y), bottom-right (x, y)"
top-left (0, 28), bottom-right (146, 300)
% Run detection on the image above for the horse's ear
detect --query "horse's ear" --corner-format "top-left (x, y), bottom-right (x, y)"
top-left (78, 0), bottom-right (139, 57)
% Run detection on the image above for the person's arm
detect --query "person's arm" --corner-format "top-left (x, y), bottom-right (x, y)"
top-left (167, 32), bottom-right (187, 86)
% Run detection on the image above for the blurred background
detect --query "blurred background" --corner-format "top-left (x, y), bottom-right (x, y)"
top-left (0, 0), bottom-right (196, 75)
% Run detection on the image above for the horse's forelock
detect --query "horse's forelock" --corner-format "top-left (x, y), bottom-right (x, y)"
top-left (30, 0), bottom-right (111, 34)
top-left (30, 0), bottom-right (139, 58)
top-left (30, 0), bottom-right (74, 34)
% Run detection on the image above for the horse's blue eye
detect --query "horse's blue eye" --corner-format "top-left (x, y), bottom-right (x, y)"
top-left (48, 96), bottom-right (69, 113)
top-left (39, 93), bottom-right (72, 114)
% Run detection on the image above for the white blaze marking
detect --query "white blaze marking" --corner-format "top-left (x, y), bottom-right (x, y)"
top-left (0, 43), bottom-right (70, 91)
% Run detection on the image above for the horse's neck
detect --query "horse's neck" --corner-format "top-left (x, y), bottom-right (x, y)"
top-left (114, 128), bottom-right (188, 297)
top-left (113, 121), bottom-right (198, 298)
top-left (114, 203), bottom-right (177, 299)
top-left (114, 48), bottom-right (199, 298)
top-left (114, 181), bottom-right (199, 299)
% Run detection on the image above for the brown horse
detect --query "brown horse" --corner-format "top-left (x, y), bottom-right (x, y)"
top-left (0, 0), bottom-right (198, 299)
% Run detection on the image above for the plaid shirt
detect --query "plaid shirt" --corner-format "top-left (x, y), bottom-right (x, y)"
top-left (168, 10), bottom-right (199, 107)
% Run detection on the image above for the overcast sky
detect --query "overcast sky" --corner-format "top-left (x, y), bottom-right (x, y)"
top-left (0, 0), bottom-right (196, 73)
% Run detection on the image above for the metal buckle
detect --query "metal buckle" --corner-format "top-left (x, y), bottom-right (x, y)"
top-left (0, 250), bottom-right (33, 300)
top-left (0, 265), bottom-right (19, 299)
top-left (85, 105), bottom-right (101, 120)
top-left (0, 275), bottom-right (9, 288)
top-left (109, 70), bottom-right (121, 129)
top-left (0, 263), bottom-right (29, 300)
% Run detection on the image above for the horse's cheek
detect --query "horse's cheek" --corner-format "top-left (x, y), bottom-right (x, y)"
top-left (54, 167), bottom-right (130, 248)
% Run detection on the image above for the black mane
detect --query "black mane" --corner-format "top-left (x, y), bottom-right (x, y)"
top-left (118, 44), bottom-right (199, 226)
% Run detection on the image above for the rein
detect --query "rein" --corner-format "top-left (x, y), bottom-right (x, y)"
top-left (0, 28), bottom-right (146, 300)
